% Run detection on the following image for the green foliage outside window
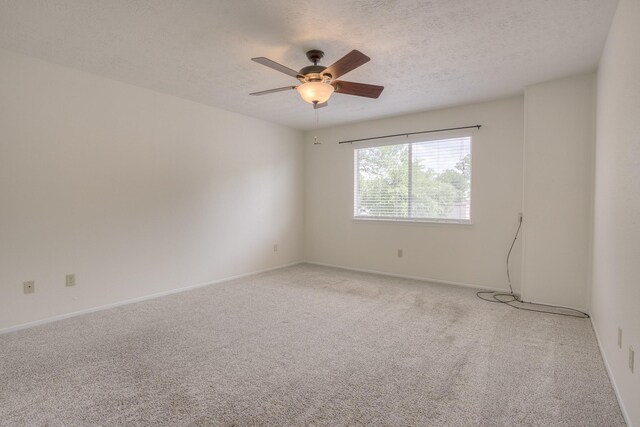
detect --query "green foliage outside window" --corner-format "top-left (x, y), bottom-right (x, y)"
top-left (356, 141), bottom-right (471, 220)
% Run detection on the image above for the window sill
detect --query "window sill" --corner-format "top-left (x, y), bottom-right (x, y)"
top-left (352, 217), bottom-right (473, 226)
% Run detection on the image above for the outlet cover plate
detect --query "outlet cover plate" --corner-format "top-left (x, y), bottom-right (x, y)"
top-left (23, 280), bottom-right (35, 294)
top-left (66, 274), bottom-right (76, 287)
top-left (618, 328), bottom-right (623, 348)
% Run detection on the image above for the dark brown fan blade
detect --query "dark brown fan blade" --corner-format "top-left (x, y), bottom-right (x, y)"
top-left (251, 57), bottom-right (300, 78)
top-left (322, 50), bottom-right (370, 79)
top-left (332, 81), bottom-right (384, 98)
top-left (313, 101), bottom-right (328, 109)
top-left (249, 86), bottom-right (297, 96)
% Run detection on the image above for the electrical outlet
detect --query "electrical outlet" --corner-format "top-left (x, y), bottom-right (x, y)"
top-left (397, 249), bottom-right (403, 258)
top-left (66, 273), bottom-right (76, 287)
top-left (273, 244), bottom-right (278, 252)
top-left (23, 280), bottom-right (35, 294)
top-left (630, 347), bottom-right (635, 373)
top-left (618, 328), bottom-right (623, 348)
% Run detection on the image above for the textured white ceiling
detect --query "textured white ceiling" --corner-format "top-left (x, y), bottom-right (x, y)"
top-left (0, 0), bottom-right (618, 130)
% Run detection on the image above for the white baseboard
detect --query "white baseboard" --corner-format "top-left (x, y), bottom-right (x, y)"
top-left (590, 317), bottom-right (632, 427)
top-left (0, 261), bottom-right (303, 336)
top-left (303, 261), bottom-right (509, 293)
top-left (303, 262), bottom-right (594, 314)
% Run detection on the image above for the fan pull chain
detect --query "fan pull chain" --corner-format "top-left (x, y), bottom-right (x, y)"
top-left (314, 108), bottom-right (321, 145)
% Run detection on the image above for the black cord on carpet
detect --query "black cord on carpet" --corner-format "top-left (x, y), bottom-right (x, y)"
top-left (475, 215), bottom-right (590, 319)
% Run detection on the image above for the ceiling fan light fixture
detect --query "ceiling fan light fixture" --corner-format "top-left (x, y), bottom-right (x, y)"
top-left (296, 82), bottom-right (334, 104)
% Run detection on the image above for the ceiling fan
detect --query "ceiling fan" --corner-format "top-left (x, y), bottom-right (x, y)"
top-left (250, 49), bottom-right (384, 109)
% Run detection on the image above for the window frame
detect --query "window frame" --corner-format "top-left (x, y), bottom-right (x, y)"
top-left (352, 132), bottom-right (474, 225)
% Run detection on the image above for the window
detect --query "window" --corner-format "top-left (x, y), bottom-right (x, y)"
top-left (354, 136), bottom-right (471, 222)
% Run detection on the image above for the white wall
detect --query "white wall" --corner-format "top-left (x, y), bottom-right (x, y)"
top-left (522, 73), bottom-right (596, 311)
top-left (304, 97), bottom-right (524, 291)
top-left (0, 48), bottom-right (304, 331)
top-left (592, 0), bottom-right (640, 424)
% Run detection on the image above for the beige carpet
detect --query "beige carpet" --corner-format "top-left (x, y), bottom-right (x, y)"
top-left (0, 264), bottom-right (625, 426)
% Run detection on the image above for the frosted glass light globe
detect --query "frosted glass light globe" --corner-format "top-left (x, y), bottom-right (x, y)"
top-left (296, 82), bottom-right (335, 104)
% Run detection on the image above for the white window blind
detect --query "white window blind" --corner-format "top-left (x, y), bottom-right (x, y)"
top-left (354, 136), bottom-right (471, 222)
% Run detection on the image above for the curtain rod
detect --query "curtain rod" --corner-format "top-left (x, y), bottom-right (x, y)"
top-left (338, 124), bottom-right (481, 145)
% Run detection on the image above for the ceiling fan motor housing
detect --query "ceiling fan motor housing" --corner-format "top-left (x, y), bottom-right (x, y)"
top-left (298, 50), bottom-right (332, 83)
top-left (298, 66), bottom-right (330, 83)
